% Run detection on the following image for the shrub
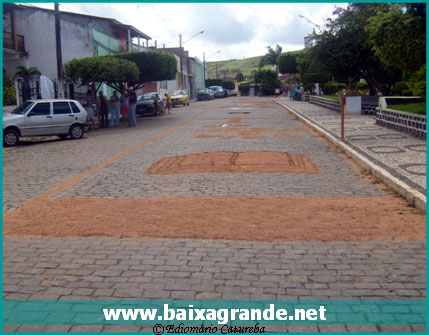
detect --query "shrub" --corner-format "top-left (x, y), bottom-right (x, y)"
top-left (254, 69), bottom-right (280, 96)
top-left (238, 83), bottom-right (250, 96)
top-left (409, 81), bottom-right (426, 100)
top-left (222, 81), bottom-right (235, 90)
top-left (323, 82), bottom-right (338, 95)
top-left (3, 85), bottom-right (16, 105)
top-left (408, 64), bottom-right (426, 100)
top-left (205, 79), bottom-right (223, 87)
top-left (391, 82), bottom-right (413, 96)
top-left (323, 82), bottom-right (347, 94)
top-left (357, 82), bottom-right (369, 90)
top-left (3, 74), bottom-right (16, 105)
top-left (337, 83), bottom-right (347, 91)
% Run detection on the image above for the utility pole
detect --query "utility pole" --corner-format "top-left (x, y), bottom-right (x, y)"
top-left (203, 52), bottom-right (205, 89)
top-left (203, 51), bottom-right (220, 89)
top-left (54, 3), bottom-right (64, 98)
top-left (179, 34), bottom-right (183, 89)
top-left (216, 64), bottom-right (218, 79)
top-left (179, 31), bottom-right (204, 90)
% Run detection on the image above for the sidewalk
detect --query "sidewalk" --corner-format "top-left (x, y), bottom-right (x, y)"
top-left (275, 98), bottom-right (426, 211)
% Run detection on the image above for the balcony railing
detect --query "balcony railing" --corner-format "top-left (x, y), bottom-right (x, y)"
top-left (3, 31), bottom-right (25, 52)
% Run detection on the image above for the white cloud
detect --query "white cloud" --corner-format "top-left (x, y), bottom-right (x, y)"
top-left (24, 2), bottom-right (345, 61)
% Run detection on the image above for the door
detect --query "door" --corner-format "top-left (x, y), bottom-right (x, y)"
top-left (23, 102), bottom-right (52, 136)
top-left (51, 101), bottom-right (74, 134)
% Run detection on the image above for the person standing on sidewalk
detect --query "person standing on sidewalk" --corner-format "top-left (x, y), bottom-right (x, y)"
top-left (97, 91), bottom-right (109, 128)
top-left (128, 87), bottom-right (137, 127)
top-left (165, 93), bottom-right (171, 114)
top-left (120, 89), bottom-right (129, 127)
top-left (109, 90), bottom-right (120, 127)
top-left (83, 90), bottom-right (95, 129)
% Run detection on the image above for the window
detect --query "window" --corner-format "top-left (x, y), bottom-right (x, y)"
top-left (30, 102), bottom-right (50, 116)
top-left (69, 101), bottom-right (81, 114)
top-left (12, 101), bottom-right (34, 115)
top-left (53, 101), bottom-right (72, 114)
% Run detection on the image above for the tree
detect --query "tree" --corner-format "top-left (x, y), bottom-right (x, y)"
top-left (254, 69), bottom-right (280, 95)
top-left (259, 44), bottom-right (282, 69)
top-left (367, 4), bottom-right (426, 73)
top-left (64, 51), bottom-right (177, 92)
top-left (311, 4), bottom-right (402, 95)
top-left (15, 66), bottom-right (41, 101)
top-left (235, 72), bottom-right (244, 82)
top-left (117, 51), bottom-right (177, 87)
top-left (278, 52), bottom-right (299, 74)
top-left (64, 56), bottom-right (139, 92)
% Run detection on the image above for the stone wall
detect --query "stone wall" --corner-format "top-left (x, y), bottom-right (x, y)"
top-left (376, 108), bottom-right (426, 139)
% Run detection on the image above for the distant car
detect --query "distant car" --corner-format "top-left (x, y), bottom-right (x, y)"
top-left (227, 88), bottom-right (238, 96)
top-left (208, 86), bottom-right (226, 98)
top-left (171, 90), bottom-right (189, 107)
top-left (3, 99), bottom-right (88, 146)
top-left (136, 93), bottom-right (163, 116)
top-left (197, 89), bottom-right (213, 101)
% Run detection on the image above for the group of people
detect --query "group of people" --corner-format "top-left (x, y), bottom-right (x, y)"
top-left (83, 87), bottom-right (138, 129)
top-left (83, 88), bottom-right (172, 129)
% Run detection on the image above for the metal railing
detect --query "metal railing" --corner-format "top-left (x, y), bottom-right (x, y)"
top-left (3, 31), bottom-right (25, 52)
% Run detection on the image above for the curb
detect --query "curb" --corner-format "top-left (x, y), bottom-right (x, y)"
top-left (273, 99), bottom-right (426, 213)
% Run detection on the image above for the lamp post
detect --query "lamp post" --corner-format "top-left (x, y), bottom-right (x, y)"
top-left (203, 50), bottom-right (220, 89)
top-left (179, 30), bottom-right (204, 89)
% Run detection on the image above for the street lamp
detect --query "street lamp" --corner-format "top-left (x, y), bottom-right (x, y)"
top-left (179, 30), bottom-right (204, 89)
top-left (203, 50), bottom-right (220, 89)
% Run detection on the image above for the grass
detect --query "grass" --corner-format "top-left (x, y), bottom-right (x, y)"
top-left (389, 103), bottom-right (426, 115)
top-left (206, 56), bottom-right (272, 78)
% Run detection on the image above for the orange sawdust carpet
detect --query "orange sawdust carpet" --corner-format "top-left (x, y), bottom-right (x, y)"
top-left (3, 196), bottom-right (425, 241)
top-left (144, 151), bottom-right (320, 175)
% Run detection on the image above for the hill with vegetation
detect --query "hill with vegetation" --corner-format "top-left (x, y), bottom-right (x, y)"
top-left (206, 56), bottom-right (273, 80)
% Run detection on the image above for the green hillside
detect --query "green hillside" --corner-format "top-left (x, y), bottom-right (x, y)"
top-left (206, 56), bottom-right (272, 79)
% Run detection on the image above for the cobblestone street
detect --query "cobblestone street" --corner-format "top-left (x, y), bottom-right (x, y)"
top-left (3, 97), bottom-right (426, 332)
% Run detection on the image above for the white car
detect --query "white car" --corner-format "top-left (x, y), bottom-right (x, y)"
top-left (3, 99), bottom-right (89, 146)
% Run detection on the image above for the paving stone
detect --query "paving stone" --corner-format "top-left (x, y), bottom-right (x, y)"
top-left (2, 98), bottom-right (426, 333)
top-left (113, 288), bottom-right (144, 298)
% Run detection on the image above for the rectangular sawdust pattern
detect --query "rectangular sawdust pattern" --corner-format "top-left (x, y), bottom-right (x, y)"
top-left (196, 116), bottom-right (309, 140)
top-left (144, 151), bottom-right (320, 175)
top-left (3, 196), bottom-right (425, 242)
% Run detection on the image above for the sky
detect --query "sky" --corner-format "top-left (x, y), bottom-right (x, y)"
top-left (24, 2), bottom-right (346, 62)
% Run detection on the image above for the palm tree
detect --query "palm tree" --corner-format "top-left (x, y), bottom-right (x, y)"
top-left (15, 66), bottom-right (41, 101)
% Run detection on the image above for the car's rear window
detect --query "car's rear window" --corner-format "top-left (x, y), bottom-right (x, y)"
top-left (140, 94), bottom-right (155, 101)
top-left (69, 101), bottom-right (81, 114)
top-left (53, 101), bottom-right (72, 114)
top-left (30, 102), bottom-right (50, 116)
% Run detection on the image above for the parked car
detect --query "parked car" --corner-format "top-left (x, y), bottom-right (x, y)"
top-left (197, 89), bottom-right (213, 101)
top-left (208, 86), bottom-right (226, 98)
top-left (3, 99), bottom-right (88, 146)
top-left (227, 88), bottom-right (238, 96)
top-left (136, 93), bottom-right (163, 116)
top-left (207, 89), bottom-right (215, 99)
top-left (171, 90), bottom-right (189, 107)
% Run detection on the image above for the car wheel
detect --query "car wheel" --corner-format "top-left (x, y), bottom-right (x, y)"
top-left (58, 134), bottom-right (68, 140)
top-left (187, 102), bottom-right (190, 106)
top-left (69, 124), bottom-right (84, 140)
top-left (3, 128), bottom-right (19, 146)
